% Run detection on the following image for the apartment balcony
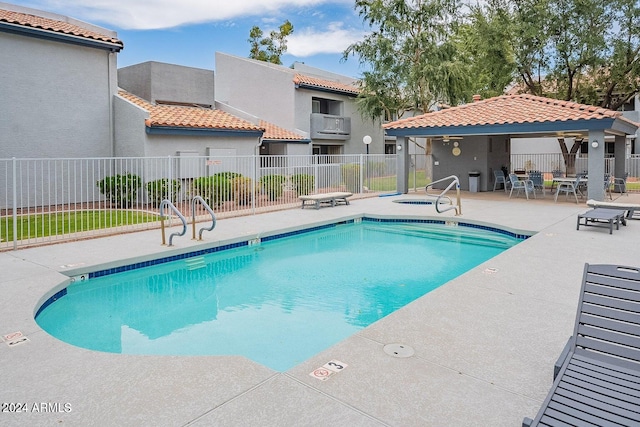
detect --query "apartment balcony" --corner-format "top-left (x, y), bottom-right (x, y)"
top-left (310, 113), bottom-right (351, 140)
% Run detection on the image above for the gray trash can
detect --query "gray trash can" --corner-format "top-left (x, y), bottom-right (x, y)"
top-left (469, 171), bottom-right (481, 192)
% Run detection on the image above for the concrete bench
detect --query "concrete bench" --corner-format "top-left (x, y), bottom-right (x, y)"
top-left (299, 192), bottom-right (352, 209)
top-left (586, 199), bottom-right (639, 219)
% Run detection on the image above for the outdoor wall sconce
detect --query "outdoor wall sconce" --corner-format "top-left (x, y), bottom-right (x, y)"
top-left (397, 145), bottom-right (402, 150)
top-left (591, 140), bottom-right (599, 148)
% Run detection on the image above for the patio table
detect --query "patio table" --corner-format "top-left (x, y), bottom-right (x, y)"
top-left (553, 176), bottom-right (587, 196)
top-left (552, 177), bottom-right (587, 184)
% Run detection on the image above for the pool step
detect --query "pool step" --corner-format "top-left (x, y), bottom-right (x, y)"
top-left (185, 256), bottom-right (206, 270)
top-left (365, 224), bottom-right (519, 249)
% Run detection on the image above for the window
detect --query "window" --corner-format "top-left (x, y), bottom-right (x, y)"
top-left (312, 97), bottom-right (342, 115)
top-left (385, 143), bottom-right (396, 154)
top-left (313, 145), bottom-right (342, 155)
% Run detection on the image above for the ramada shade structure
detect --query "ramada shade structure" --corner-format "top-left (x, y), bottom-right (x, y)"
top-left (383, 94), bottom-right (639, 199)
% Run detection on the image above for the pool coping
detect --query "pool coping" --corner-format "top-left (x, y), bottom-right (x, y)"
top-left (35, 214), bottom-right (534, 320)
top-left (4, 194), bottom-right (639, 426)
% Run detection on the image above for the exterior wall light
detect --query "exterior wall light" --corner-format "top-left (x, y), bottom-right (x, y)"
top-left (591, 140), bottom-right (599, 148)
top-left (397, 145), bottom-right (402, 150)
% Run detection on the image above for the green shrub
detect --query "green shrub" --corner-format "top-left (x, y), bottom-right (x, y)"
top-left (215, 171), bottom-right (242, 180)
top-left (192, 173), bottom-right (235, 207)
top-left (260, 174), bottom-right (286, 200)
top-left (97, 173), bottom-right (142, 207)
top-left (291, 174), bottom-right (315, 195)
top-left (145, 179), bottom-right (181, 207)
top-left (232, 176), bottom-right (254, 205)
top-left (341, 164), bottom-right (361, 193)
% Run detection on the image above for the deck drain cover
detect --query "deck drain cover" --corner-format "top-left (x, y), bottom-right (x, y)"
top-left (383, 343), bottom-right (415, 358)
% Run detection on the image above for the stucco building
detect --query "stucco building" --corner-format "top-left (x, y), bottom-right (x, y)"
top-left (0, 3), bottom-right (122, 158)
top-left (215, 52), bottom-right (386, 156)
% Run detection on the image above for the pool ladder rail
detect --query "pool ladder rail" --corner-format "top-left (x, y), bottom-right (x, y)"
top-left (425, 175), bottom-right (462, 216)
top-left (159, 197), bottom-right (216, 246)
top-left (191, 196), bottom-right (216, 241)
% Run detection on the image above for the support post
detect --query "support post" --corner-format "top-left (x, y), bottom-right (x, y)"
top-left (396, 136), bottom-right (409, 194)
top-left (12, 157), bottom-right (17, 250)
top-left (587, 130), bottom-right (605, 201)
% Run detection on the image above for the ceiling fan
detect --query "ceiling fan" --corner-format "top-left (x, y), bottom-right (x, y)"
top-left (433, 135), bottom-right (463, 145)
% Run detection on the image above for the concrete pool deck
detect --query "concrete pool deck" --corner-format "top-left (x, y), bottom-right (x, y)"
top-left (1, 191), bottom-right (639, 426)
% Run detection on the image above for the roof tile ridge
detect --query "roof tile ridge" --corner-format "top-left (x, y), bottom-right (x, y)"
top-left (422, 94), bottom-right (506, 115)
top-left (118, 90), bottom-right (154, 111)
top-left (0, 8), bottom-right (121, 44)
top-left (259, 119), bottom-right (304, 139)
top-left (520, 93), bottom-right (615, 115)
top-left (293, 73), bottom-right (359, 91)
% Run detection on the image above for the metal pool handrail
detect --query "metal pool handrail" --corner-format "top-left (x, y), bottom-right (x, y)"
top-left (191, 196), bottom-right (216, 240)
top-left (159, 199), bottom-right (187, 246)
top-left (425, 175), bottom-right (462, 216)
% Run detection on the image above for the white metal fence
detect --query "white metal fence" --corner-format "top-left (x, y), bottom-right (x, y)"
top-left (3, 152), bottom-right (635, 250)
top-left (509, 153), bottom-right (639, 184)
top-left (0, 154), bottom-right (397, 250)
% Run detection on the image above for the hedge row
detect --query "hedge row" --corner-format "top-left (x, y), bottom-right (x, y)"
top-left (97, 173), bottom-right (315, 207)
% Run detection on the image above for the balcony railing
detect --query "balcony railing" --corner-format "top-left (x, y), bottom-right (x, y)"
top-left (310, 113), bottom-right (351, 140)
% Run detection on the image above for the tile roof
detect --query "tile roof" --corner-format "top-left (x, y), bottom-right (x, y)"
top-left (383, 94), bottom-right (627, 130)
top-left (259, 121), bottom-right (307, 141)
top-left (118, 91), bottom-right (263, 132)
top-left (0, 8), bottom-right (123, 47)
top-left (293, 74), bottom-right (360, 95)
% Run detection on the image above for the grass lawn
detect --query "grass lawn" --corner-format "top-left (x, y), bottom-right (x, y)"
top-left (367, 170), bottom-right (431, 192)
top-left (1, 210), bottom-right (159, 241)
top-left (626, 181), bottom-right (640, 191)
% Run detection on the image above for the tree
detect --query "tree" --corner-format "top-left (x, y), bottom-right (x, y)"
top-left (248, 20), bottom-right (294, 65)
top-left (454, 0), bottom-right (516, 98)
top-left (475, 0), bottom-right (639, 171)
top-left (343, 0), bottom-right (470, 122)
top-left (590, 0), bottom-right (640, 111)
top-left (508, 0), bottom-right (640, 110)
top-left (511, 0), bottom-right (552, 97)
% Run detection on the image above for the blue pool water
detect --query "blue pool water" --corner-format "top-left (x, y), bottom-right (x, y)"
top-left (36, 220), bottom-right (524, 371)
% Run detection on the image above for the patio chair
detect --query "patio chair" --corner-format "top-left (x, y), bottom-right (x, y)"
top-left (528, 170), bottom-right (545, 198)
top-left (577, 170), bottom-right (589, 194)
top-left (549, 170), bottom-right (563, 193)
top-left (554, 174), bottom-right (582, 204)
top-left (604, 173), bottom-right (612, 200)
top-left (523, 263), bottom-right (640, 427)
top-left (508, 173), bottom-right (535, 199)
top-left (613, 172), bottom-right (629, 195)
top-left (492, 170), bottom-right (508, 193)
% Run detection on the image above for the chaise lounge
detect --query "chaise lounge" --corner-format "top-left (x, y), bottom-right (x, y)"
top-left (587, 198), bottom-right (640, 219)
top-left (523, 263), bottom-right (640, 426)
top-left (299, 192), bottom-right (352, 209)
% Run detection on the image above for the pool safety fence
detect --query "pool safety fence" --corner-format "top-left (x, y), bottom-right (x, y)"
top-left (0, 154), bottom-right (397, 250)
top-left (509, 153), bottom-right (640, 181)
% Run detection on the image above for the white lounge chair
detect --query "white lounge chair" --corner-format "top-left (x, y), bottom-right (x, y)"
top-left (299, 192), bottom-right (352, 209)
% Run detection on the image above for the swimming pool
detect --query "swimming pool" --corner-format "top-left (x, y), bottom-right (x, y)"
top-left (36, 218), bottom-right (526, 371)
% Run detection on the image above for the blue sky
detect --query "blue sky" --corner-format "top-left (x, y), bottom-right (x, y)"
top-left (17, 0), bottom-right (370, 78)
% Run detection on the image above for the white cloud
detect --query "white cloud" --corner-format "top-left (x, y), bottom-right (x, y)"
top-left (287, 22), bottom-right (364, 56)
top-left (28, 0), bottom-right (354, 30)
